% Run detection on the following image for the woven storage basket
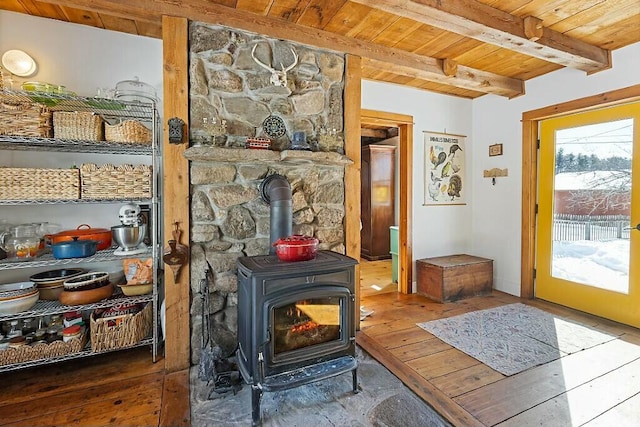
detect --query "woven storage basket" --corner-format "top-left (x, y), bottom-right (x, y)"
top-left (0, 95), bottom-right (52, 137)
top-left (105, 120), bottom-right (152, 144)
top-left (90, 302), bottom-right (152, 352)
top-left (0, 333), bottom-right (87, 366)
top-left (80, 163), bottom-right (152, 200)
top-left (0, 167), bottom-right (80, 201)
top-left (53, 111), bottom-right (104, 141)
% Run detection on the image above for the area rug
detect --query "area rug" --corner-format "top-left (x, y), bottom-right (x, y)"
top-left (417, 303), bottom-right (617, 376)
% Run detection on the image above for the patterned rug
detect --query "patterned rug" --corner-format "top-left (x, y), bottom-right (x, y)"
top-left (417, 303), bottom-right (617, 376)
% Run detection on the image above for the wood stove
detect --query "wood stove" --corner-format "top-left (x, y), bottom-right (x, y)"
top-left (236, 250), bottom-right (359, 426)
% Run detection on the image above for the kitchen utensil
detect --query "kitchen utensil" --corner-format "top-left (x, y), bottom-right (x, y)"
top-left (163, 222), bottom-right (188, 282)
top-left (38, 284), bottom-right (64, 301)
top-left (0, 224), bottom-right (40, 260)
top-left (29, 268), bottom-right (86, 283)
top-left (51, 237), bottom-right (98, 259)
top-left (272, 235), bottom-right (319, 262)
top-left (198, 259), bottom-right (217, 382)
top-left (63, 271), bottom-right (109, 291)
top-left (49, 224), bottom-right (112, 251)
top-left (0, 282), bottom-right (37, 300)
top-left (117, 282), bottom-right (152, 296)
top-left (111, 224), bottom-right (147, 255)
top-left (58, 282), bottom-right (113, 306)
top-left (119, 203), bottom-right (142, 225)
top-left (0, 290), bottom-right (39, 314)
top-left (114, 76), bottom-right (157, 103)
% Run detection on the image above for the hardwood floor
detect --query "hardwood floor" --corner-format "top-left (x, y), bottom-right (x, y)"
top-left (357, 290), bottom-right (640, 427)
top-left (360, 258), bottom-right (397, 298)
top-left (3, 279), bottom-right (639, 427)
top-left (0, 347), bottom-right (190, 427)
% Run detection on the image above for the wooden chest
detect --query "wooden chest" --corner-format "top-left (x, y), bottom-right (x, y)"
top-left (417, 254), bottom-right (493, 303)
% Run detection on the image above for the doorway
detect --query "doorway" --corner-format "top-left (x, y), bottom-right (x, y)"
top-left (521, 85), bottom-right (640, 328)
top-left (360, 109), bottom-right (413, 295)
top-left (360, 125), bottom-right (399, 297)
top-left (536, 102), bottom-right (640, 327)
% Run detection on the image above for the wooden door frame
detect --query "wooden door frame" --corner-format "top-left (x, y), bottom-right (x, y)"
top-left (360, 109), bottom-right (414, 295)
top-left (521, 84), bottom-right (640, 298)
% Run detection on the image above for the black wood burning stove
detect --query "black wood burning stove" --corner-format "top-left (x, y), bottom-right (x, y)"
top-left (236, 250), bottom-right (359, 426)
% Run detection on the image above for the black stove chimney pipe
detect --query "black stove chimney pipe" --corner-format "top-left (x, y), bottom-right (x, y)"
top-left (259, 174), bottom-right (292, 254)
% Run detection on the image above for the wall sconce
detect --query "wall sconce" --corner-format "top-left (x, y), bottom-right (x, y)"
top-left (1, 49), bottom-right (38, 77)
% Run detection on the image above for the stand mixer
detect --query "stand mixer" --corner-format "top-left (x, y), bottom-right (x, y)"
top-left (111, 203), bottom-right (147, 256)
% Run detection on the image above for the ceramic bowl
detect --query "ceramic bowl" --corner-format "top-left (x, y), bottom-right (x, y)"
top-left (117, 282), bottom-right (152, 296)
top-left (0, 290), bottom-right (39, 314)
top-left (58, 283), bottom-right (113, 306)
top-left (29, 268), bottom-right (86, 283)
top-left (63, 272), bottom-right (109, 291)
top-left (0, 282), bottom-right (37, 300)
top-left (38, 284), bottom-right (64, 301)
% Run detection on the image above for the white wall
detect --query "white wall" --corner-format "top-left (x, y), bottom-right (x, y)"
top-left (0, 11), bottom-right (162, 97)
top-left (0, 11), bottom-right (162, 282)
top-left (362, 81), bottom-right (473, 287)
top-left (471, 42), bottom-right (640, 296)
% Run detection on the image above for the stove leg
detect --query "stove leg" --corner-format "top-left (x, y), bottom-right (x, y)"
top-left (251, 385), bottom-right (263, 426)
top-left (352, 368), bottom-right (359, 394)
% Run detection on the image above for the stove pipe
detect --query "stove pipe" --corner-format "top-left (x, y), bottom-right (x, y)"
top-left (260, 174), bottom-right (292, 254)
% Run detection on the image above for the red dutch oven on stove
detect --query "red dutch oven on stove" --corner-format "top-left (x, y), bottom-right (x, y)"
top-left (48, 224), bottom-right (112, 251)
top-left (272, 235), bottom-right (319, 262)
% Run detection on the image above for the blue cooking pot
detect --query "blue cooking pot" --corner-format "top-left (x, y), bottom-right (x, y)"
top-left (51, 236), bottom-right (98, 259)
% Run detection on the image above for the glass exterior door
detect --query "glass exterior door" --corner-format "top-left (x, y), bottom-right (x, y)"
top-left (536, 102), bottom-right (640, 327)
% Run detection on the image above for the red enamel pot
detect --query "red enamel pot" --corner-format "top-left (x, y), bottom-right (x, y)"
top-left (272, 235), bottom-right (319, 262)
top-left (48, 224), bottom-right (112, 251)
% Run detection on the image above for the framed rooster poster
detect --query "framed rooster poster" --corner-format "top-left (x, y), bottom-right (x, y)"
top-left (424, 131), bottom-right (466, 205)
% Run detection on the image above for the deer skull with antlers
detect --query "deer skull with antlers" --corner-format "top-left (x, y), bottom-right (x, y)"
top-left (251, 44), bottom-right (298, 87)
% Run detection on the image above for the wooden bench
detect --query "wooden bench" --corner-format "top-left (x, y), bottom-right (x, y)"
top-left (417, 254), bottom-right (493, 303)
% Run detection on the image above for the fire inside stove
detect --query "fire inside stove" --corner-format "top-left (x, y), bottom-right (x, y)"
top-left (273, 297), bottom-right (341, 354)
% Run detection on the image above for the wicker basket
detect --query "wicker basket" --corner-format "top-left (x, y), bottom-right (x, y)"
top-left (53, 111), bottom-right (104, 141)
top-left (0, 96), bottom-right (52, 137)
top-left (0, 167), bottom-right (80, 201)
top-left (80, 163), bottom-right (152, 200)
top-left (105, 120), bottom-right (152, 144)
top-left (0, 333), bottom-right (87, 366)
top-left (90, 302), bottom-right (152, 352)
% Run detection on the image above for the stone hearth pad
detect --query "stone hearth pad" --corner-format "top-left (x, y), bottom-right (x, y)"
top-left (191, 347), bottom-right (451, 426)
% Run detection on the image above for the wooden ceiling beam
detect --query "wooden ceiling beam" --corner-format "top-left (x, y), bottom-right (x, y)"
top-left (363, 57), bottom-right (523, 98)
top-left (352, 0), bottom-right (611, 74)
top-left (38, 0), bottom-right (524, 97)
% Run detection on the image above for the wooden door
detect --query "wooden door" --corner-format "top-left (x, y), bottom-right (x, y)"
top-left (360, 144), bottom-right (396, 260)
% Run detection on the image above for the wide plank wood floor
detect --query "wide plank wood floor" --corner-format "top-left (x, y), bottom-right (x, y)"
top-left (3, 260), bottom-right (639, 427)
top-left (357, 290), bottom-right (640, 427)
top-left (0, 347), bottom-right (190, 427)
top-left (359, 258), bottom-right (397, 298)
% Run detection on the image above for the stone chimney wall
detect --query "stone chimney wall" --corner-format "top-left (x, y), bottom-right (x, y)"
top-left (186, 22), bottom-right (348, 362)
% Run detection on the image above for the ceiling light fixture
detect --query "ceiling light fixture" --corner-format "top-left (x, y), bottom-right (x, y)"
top-left (1, 49), bottom-right (38, 77)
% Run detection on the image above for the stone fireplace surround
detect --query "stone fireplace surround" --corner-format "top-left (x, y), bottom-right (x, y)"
top-left (186, 22), bottom-right (349, 365)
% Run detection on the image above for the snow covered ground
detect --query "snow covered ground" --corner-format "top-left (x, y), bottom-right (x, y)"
top-left (552, 239), bottom-right (629, 293)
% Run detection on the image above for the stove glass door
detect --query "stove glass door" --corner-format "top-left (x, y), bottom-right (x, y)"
top-left (273, 295), bottom-right (341, 355)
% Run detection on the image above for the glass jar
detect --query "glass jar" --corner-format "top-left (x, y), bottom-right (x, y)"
top-left (46, 325), bottom-right (63, 343)
top-left (49, 314), bottom-right (63, 327)
top-left (21, 318), bottom-right (36, 335)
top-left (6, 320), bottom-right (21, 338)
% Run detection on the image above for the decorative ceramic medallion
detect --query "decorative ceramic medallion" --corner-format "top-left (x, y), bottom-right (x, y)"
top-left (262, 115), bottom-right (286, 139)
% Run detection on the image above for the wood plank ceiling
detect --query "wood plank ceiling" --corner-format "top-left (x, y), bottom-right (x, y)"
top-left (2, 0), bottom-right (639, 99)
